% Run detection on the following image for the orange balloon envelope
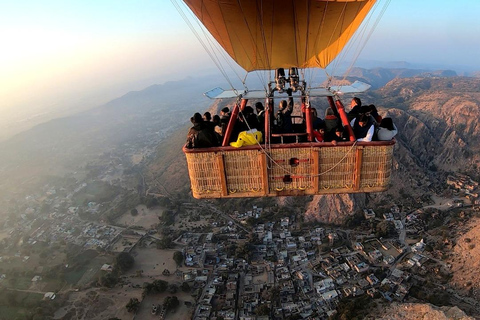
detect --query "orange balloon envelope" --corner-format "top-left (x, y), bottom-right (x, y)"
top-left (183, 0), bottom-right (377, 71)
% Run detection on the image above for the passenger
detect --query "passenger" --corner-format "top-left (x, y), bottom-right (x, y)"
top-left (368, 104), bottom-right (382, 123)
top-left (324, 107), bottom-right (340, 134)
top-left (232, 106), bottom-right (259, 142)
top-left (311, 108), bottom-right (325, 131)
top-left (376, 117), bottom-right (398, 141)
top-left (348, 97), bottom-right (362, 121)
top-left (350, 114), bottom-right (375, 142)
top-left (203, 111), bottom-right (216, 131)
top-left (255, 102), bottom-right (265, 134)
top-left (219, 107), bottom-right (231, 136)
top-left (240, 106), bottom-right (260, 131)
top-left (185, 112), bottom-right (219, 148)
top-left (212, 115), bottom-right (222, 134)
top-left (312, 122), bottom-right (326, 142)
top-left (275, 88), bottom-right (294, 133)
top-left (212, 114), bottom-right (223, 142)
top-left (325, 126), bottom-right (349, 145)
top-left (203, 111), bottom-right (212, 122)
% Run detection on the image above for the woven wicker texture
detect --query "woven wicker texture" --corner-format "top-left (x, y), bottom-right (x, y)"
top-left (360, 145), bottom-right (394, 189)
top-left (185, 143), bottom-right (394, 198)
top-left (318, 146), bottom-right (356, 190)
top-left (268, 148), bottom-right (315, 192)
top-left (223, 149), bottom-right (265, 195)
top-left (185, 152), bottom-right (223, 197)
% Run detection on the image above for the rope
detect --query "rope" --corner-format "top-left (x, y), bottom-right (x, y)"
top-left (170, 0), bottom-right (237, 91)
top-left (237, 97), bottom-right (359, 177)
top-left (339, 0), bottom-right (392, 84)
top-left (327, 0), bottom-right (391, 87)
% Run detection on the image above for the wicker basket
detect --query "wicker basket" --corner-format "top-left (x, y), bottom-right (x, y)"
top-left (184, 141), bottom-right (395, 198)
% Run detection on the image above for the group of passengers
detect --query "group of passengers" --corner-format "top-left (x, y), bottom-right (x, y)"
top-left (186, 101), bottom-right (268, 148)
top-left (347, 97), bottom-right (398, 142)
top-left (185, 94), bottom-right (397, 148)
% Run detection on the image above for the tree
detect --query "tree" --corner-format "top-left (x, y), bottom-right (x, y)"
top-left (115, 252), bottom-right (135, 272)
top-left (173, 251), bottom-right (184, 267)
top-left (163, 296), bottom-right (179, 312)
top-left (145, 196), bottom-right (159, 208)
top-left (255, 304), bottom-right (270, 316)
top-left (375, 220), bottom-right (395, 238)
top-left (6, 292), bottom-right (18, 307)
top-left (126, 298), bottom-right (140, 313)
top-left (180, 282), bottom-right (191, 292)
top-left (99, 272), bottom-right (118, 288)
top-left (168, 284), bottom-right (178, 293)
top-left (157, 237), bottom-right (174, 249)
top-left (157, 197), bottom-right (171, 206)
top-left (143, 279), bottom-right (168, 296)
top-left (130, 208), bottom-right (138, 216)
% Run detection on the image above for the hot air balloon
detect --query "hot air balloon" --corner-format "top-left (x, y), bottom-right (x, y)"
top-left (180, 0), bottom-right (394, 199)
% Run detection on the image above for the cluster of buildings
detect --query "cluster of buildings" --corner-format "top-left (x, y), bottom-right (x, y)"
top-left (0, 181), bottom-right (139, 280)
top-left (0, 173), bottom-right (471, 319)
top-left (174, 205), bottom-right (442, 320)
top-left (447, 174), bottom-right (480, 206)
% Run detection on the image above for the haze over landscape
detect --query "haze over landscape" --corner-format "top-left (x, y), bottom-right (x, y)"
top-left (1, 0), bottom-right (480, 140)
top-left (2, 1), bottom-right (480, 320)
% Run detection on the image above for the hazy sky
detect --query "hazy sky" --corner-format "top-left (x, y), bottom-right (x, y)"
top-left (1, 0), bottom-right (480, 139)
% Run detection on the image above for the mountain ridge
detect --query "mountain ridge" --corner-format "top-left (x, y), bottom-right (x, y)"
top-left (147, 75), bottom-right (480, 223)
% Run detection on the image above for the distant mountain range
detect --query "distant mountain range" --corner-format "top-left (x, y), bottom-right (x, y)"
top-left (0, 75), bottom-right (218, 202)
top-left (348, 67), bottom-right (458, 89)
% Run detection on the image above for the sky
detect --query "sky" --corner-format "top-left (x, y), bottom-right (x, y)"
top-left (1, 0), bottom-right (480, 139)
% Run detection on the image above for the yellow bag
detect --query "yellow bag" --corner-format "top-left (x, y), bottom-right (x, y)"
top-left (230, 129), bottom-right (263, 148)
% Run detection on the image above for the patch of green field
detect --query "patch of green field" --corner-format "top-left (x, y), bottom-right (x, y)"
top-left (64, 268), bottom-right (87, 285)
top-left (72, 181), bottom-right (122, 206)
top-left (12, 277), bottom-right (33, 290)
top-left (0, 305), bottom-right (27, 320)
top-left (42, 279), bottom-right (64, 292)
top-left (64, 252), bottom-right (112, 287)
top-left (76, 256), bottom-right (111, 287)
top-left (0, 292), bottom-right (43, 320)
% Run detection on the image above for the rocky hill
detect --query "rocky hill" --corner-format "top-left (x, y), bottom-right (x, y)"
top-left (147, 75), bottom-right (480, 224)
top-left (348, 67), bottom-right (457, 89)
top-left (369, 302), bottom-right (474, 320)
top-left (309, 77), bottom-right (480, 222)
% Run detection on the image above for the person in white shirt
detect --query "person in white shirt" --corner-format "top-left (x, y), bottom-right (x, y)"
top-left (350, 114), bottom-right (375, 142)
top-left (377, 117), bottom-right (398, 141)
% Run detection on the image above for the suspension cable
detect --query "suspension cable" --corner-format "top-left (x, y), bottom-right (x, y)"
top-left (237, 105), bottom-right (359, 177)
top-left (328, 0), bottom-right (391, 86)
top-left (171, 0), bottom-right (247, 92)
top-left (339, 0), bottom-right (392, 83)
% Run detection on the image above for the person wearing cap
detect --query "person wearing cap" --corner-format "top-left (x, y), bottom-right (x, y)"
top-left (324, 107), bottom-right (340, 134)
top-left (312, 122), bottom-right (326, 142)
top-left (367, 104), bottom-right (382, 123)
top-left (311, 108), bottom-right (325, 131)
